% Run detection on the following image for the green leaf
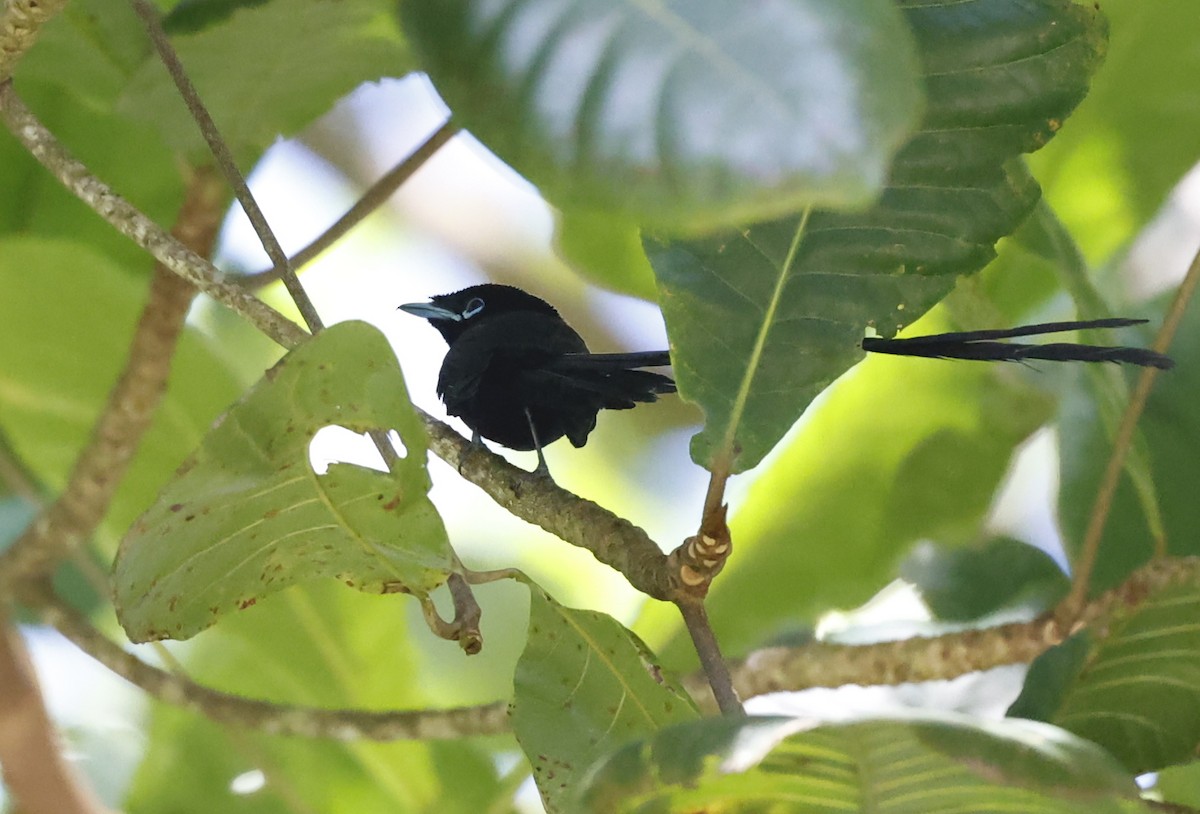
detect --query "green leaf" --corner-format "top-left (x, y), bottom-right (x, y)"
top-left (1011, 579), bottom-right (1200, 774)
top-left (112, 321), bottom-right (452, 643)
top-left (1008, 631), bottom-right (1093, 723)
top-left (511, 589), bottom-right (699, 813)
top-left (118, 0), bottom-right (410, 161)
top-left (0, 237), bottom-right (243, 549)
top-left (575, 713), bottom-right (1143, 813)
top-left (652, 0), bottom-right (1105, 472)
top-left (401, 0), bottom-right (923, 232)
top-left (902, 537), bottom-right (1069, 622)
top-left (637, 322), bottom-right (1056, 664)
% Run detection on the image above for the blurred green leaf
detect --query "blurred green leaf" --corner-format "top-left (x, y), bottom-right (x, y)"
top-left (903, 537), bottom-right (1069, 621)
top-left (1031, 0), bottom-right (1200, 259)
top-left (652, 0), bottom-right (1105, 473)
top-left (554, 211), bottom-right (657, 301)
top-left (576, 713), bottom-right (1142, 813)
top-left (401, 0), bottom-right (923, 232)
top-left (118, 0), bottom-right (410, 162)
top-left (511, 589), bottom-right (698, 813)
top-left (1155, 761), bottom-right (1200, 809)
top-left (112, 321), bottom-right (451, 643)
top-left (639, 328), bottom-right (1055, 665)
top-left (0, 237), bottom-right (242, 551)
top-left (15, 0), bottom-right (151, 108)
top-left (1009, 579), bottom-right (1200, 773)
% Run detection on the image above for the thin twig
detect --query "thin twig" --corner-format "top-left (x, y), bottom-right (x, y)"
top-left (1064, 240), bottom-right (1200, 618)
top-left (128, 0), bottom-right (324, 334)
top-left (676, 599), bottom-right (743, 715)
top-left (0, 80), bottom-right (309, 350)
top-left (240, 120), bottom-right (460, 288)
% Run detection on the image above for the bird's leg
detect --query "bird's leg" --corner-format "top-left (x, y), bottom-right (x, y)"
top-left (523, 407), bottom-right (552, 479)
top-left (456, 429), bottom-right (487, 474)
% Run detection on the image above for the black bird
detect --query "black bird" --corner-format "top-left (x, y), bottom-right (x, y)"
top-left (400, 284), bottom-right (675, 474)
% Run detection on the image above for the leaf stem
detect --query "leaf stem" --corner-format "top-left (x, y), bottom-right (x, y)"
top-left (1064, 235), bottom-right (1200, 618)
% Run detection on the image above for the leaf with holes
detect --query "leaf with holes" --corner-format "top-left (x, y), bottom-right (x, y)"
top-left (1009, 576), bottom-right (1200, 774)
top-left (401, 0), bottom-right (923, 231)
top-left (576, 713), bottom-right (1144, 813)
top-left (112, 321), bottom-right (451, 643)
top-left (510, 590), bottom-right (698, 813)
top-left (652, 0), bottom-right (1106, 472)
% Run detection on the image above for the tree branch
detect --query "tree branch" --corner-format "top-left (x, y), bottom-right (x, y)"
top-left (31, 550), bottom-right (1198, 739)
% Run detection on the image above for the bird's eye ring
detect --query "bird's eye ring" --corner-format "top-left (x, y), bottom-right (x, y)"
top-left (462, 297), bottom-right (485, 319)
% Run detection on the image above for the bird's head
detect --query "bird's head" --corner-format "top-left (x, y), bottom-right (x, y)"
top-left (399, 284), bottom-right (562, 343)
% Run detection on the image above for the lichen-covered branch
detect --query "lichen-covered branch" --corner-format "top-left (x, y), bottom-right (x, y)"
top-left (422, 418), bottom-right (673, 600)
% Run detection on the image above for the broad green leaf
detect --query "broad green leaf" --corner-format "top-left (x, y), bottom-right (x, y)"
top-left (0, 237), bottom-right (243, 550)
top-left (401, 0), bottom-right (923, 232)
top-left (511, 589), bottom-right (699, 813)
top-left (112, 321), bottom-right (452, 643)
top-left (1058, 289), bottom-right (1200, 594)
top-left (575, 713), bottom-right (1143, 813)
top-left (902, 537), bottom-right (1069, 622)
top-left (118, 0), bottom-right (411, 161)
top-left (638, 321), bottom-right (1056, 664)
top-left (653, 0), bottom-right (1105, 472)
top-left (127, 581), bottom-right (507, 814)
top-left (1010, 578), bottom-right (1200, 774)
